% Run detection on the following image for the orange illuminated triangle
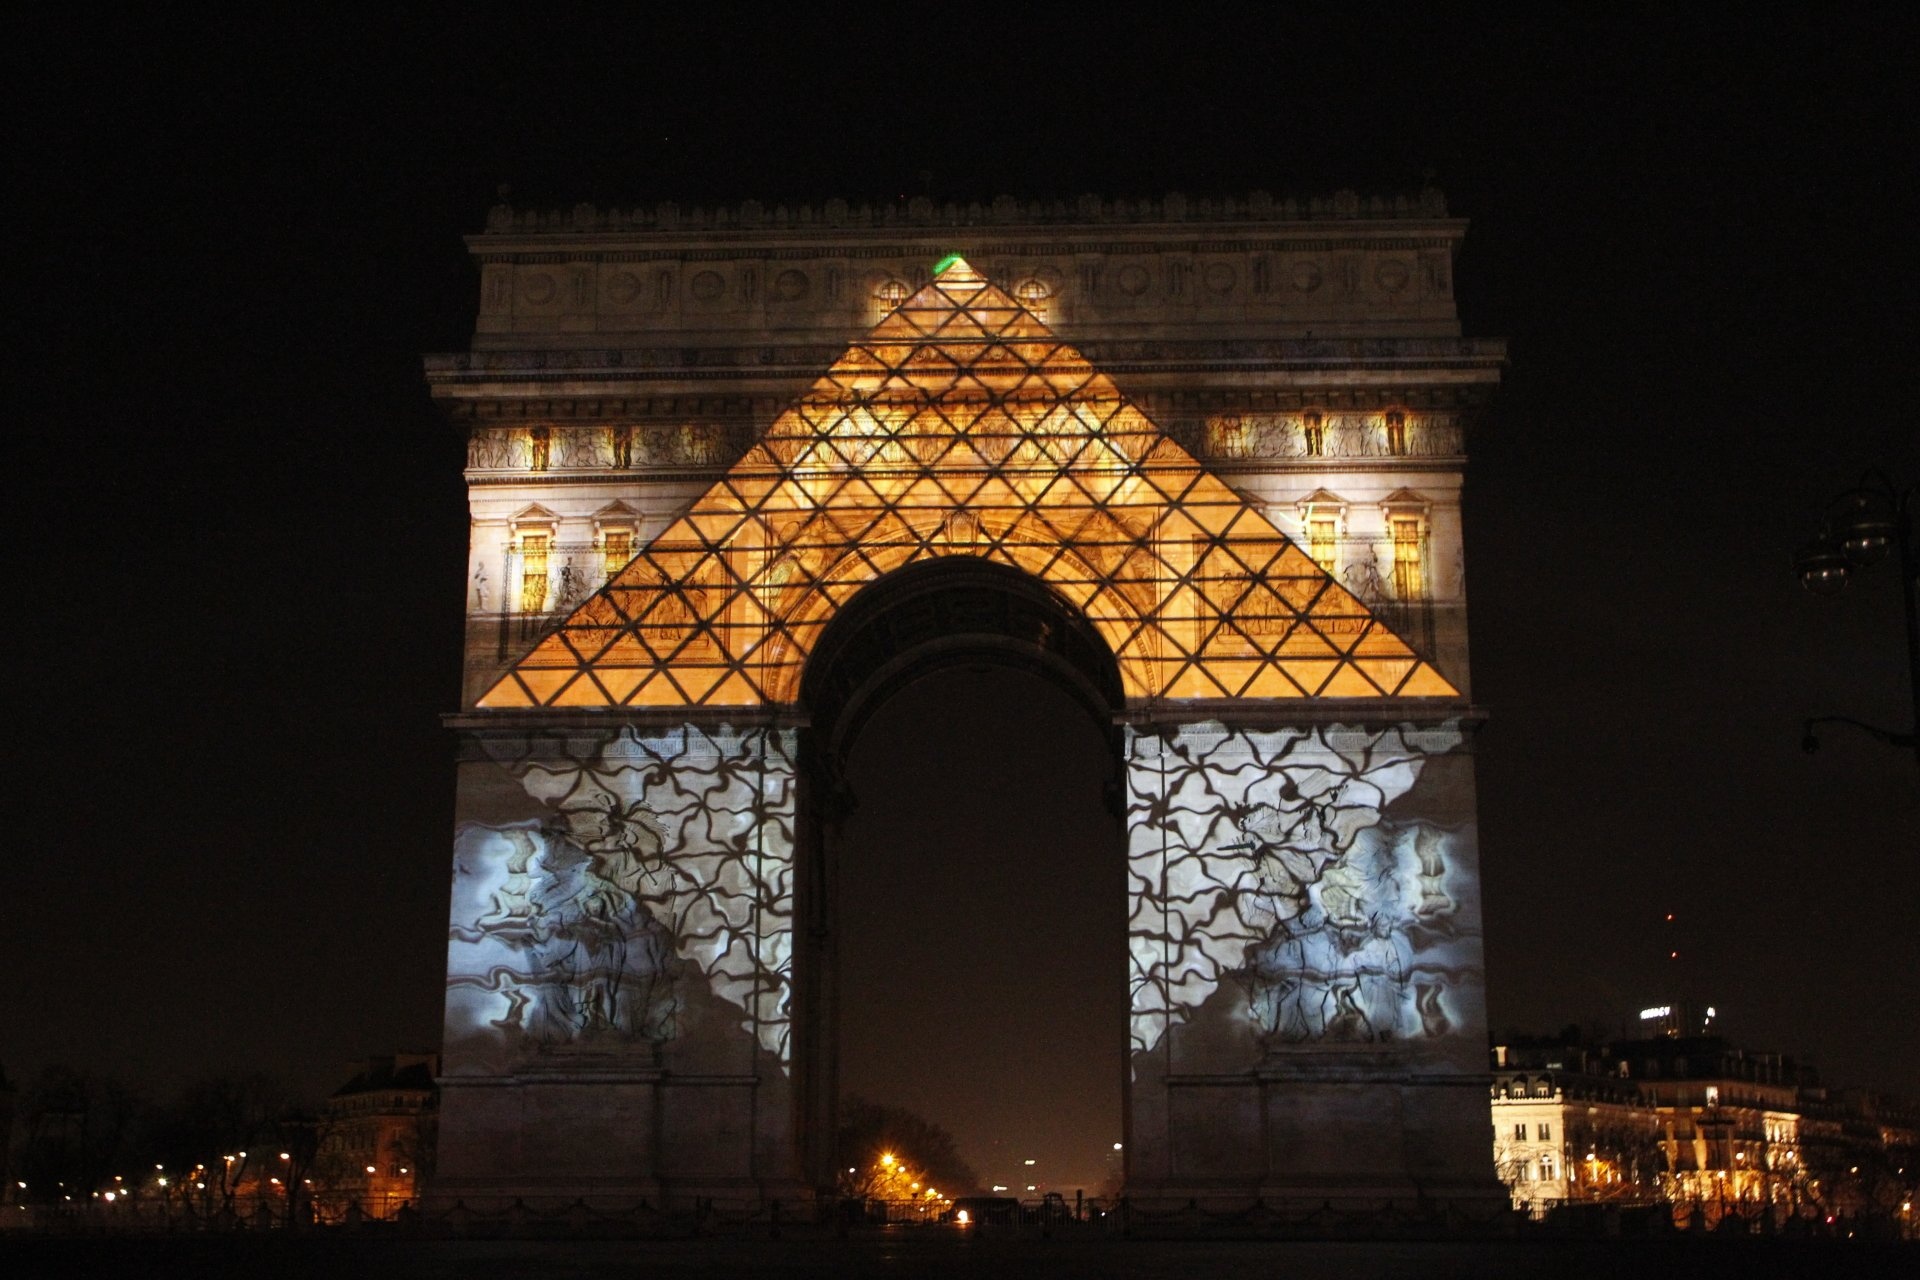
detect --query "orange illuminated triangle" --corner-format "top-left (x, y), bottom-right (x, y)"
top-left (476, 258), bottom-right (1458, 709)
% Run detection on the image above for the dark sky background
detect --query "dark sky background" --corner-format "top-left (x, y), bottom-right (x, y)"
top-left (10, 8), bottom-right (1917, 1185)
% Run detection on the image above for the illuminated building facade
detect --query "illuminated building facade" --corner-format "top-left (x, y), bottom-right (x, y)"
top-left (1492, 1035), bottom-right (1918, 1230)
top-left (426, 191), bottom-right (1506, 1210)
top-left (313, 1055), bottom-right (437, 1220)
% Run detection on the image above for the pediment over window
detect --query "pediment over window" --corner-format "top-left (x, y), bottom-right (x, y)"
top-left (508, 503), bottom-right (561, 530)
top-left (1296, 488), bottom-right (1350, 514)
top-left (591, 500), bottom-right (641, 529)
top-left (1380, 487), bottom-right (1431, 514)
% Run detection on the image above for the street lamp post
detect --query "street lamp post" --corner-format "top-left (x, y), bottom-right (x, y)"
top-left (1791, 471), bottom-right (1918, 768)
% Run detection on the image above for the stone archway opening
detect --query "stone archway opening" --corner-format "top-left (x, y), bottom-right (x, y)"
top-left (795, 558), bottom-right (1129, 1197)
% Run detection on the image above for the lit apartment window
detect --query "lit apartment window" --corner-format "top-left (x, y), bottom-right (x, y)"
top-left (1302, 412), bottom-right (1325, 456)
top-left (1538, 1153), bottom-right (1557, 1180)
top-left (519, 533), bottom-right (551, 614)
top-left (1385, 410), bottom-right (1407, 455)
top-left (1391, 516), bottom-right (1425, 600)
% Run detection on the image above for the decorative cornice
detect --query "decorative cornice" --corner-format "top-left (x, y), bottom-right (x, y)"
top-left (423, 337), bottom-right (1508, 382)
top-left (478, 189), bottom-right (1453, 239)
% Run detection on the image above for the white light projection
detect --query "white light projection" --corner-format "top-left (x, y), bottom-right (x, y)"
top-left (1125, 720), bottom-right (1476, 1057)
top-left (446, 725), bottom-right (797, 1063)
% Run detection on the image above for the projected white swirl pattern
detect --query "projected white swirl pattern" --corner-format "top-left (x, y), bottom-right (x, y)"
top-left (445, 725), bottom-right (797, 1063)
top-left (1125, 720), bottom-right (1475, 1055)
top-left (444, 718), bottom-right (1470, 1073)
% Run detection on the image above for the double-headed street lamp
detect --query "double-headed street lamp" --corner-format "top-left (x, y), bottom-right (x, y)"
top-left (1791, 471), bottom-right (1917, 768)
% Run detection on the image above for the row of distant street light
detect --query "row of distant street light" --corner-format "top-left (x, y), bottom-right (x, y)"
top-left (15, 1147), bottom-right (408, 1212)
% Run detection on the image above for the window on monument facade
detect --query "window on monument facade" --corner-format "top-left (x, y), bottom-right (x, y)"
top-left (1514, 1123), bottom-right (1527, 1140)
top-left (1385, 410), bottom-right (1407, 455)
top-left (601, 528), bottom-right (634, 581)
top-left (519, 534), bottom-right (551, 614)
top-left (1308, 517), bottom-right (1338, 570)
top-left (528, 426), bottom-right (551, 471)
top-left (1391, 516), bottom-right (1425, 600)
top-left (1302, 411), bottom-right (1325, 456)
top-left (1539, 1153), bottom-right (1557, 1180)
top-left (1538, 1122), bottom-right (1552, 1140)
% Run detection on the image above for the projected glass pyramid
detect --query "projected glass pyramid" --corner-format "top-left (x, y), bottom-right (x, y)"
top-left (478, 258), bottom-right (1457, 709)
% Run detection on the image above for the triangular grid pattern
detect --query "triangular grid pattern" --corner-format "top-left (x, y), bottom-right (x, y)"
top-left (478, 259), bottom-right (1458, 710)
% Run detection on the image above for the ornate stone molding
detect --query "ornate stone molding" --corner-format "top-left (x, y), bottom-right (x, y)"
top-left (466, 422), bottom-right (743, 474)
top-left (480, 188), bottom-right (1452, 237)
top-left (1197, 412), bottom-right (1465, 461)
top-left (425, 337), bottom-right (1507, 379)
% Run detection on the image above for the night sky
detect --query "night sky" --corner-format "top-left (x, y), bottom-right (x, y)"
top-left (11, 9), bottom-right (1916, 1184)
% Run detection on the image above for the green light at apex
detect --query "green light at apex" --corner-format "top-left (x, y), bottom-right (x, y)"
top-left (933, 253), bottom-right (964, 275)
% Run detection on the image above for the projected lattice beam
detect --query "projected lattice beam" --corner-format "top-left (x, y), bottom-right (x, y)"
top-left (478, 258), bottom-right (1456, 709)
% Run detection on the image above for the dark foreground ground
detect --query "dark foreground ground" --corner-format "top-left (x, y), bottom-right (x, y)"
top-left (2, 1235), bottom-right (1915, 1279)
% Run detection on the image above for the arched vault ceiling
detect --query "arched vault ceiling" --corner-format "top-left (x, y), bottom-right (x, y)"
top-left (478, 258), bottom-right (1458, 711)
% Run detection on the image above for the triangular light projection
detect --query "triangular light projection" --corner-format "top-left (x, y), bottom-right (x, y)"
top-left (479, 259), bottom-right (1457, 709)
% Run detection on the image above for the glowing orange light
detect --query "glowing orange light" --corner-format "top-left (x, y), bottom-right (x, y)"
top-left (477, 258), bottom-right (1455, 712)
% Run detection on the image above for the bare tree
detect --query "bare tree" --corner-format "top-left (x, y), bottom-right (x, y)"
top-left (836, 1095), bottom-right (981, 1199)
top-left (13, 1066), bottom-right (144, 1206)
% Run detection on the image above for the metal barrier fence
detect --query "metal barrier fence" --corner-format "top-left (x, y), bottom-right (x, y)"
top-left (5, 1193), bottom-right (1911, 1242)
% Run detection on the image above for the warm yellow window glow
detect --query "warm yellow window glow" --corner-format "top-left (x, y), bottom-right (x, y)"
top-left (602, 529), bottom-right (633, 580)
top-left (1308, 518), bottom-right (1338, 570)
top-left (518, 534), bottom-right (550, 614)
top-left (476, 259), bottom-right (1456, 710)
top-left (1391, 517), bottom-right (1424, 600)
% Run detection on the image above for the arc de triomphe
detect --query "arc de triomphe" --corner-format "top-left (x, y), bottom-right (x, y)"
top-left (425, 191), bottom-right (1505, 1211)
